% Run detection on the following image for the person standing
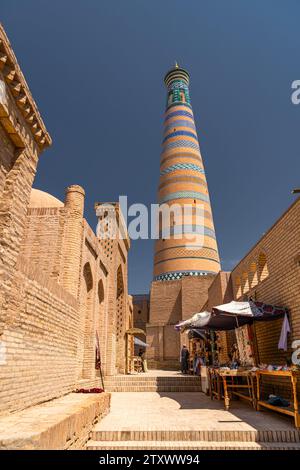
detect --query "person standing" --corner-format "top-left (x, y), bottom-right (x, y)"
top-left (180, 345), bottom-right (190, 374)
top-left (138, 348), bottom-right (148, 373)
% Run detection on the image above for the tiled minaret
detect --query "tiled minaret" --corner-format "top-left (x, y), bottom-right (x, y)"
top-left (153, 64), bottom-right (220, 281)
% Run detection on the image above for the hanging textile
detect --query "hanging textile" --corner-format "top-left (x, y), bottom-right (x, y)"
top-left (278, 313), bottom-right (291, 351)
top-left (235, 325), bottom-right (255, 366)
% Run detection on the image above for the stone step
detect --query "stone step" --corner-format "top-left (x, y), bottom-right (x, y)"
top-left (87, 440), bottom-right (300, 450)
top-left (105, 386), bottom-right (202, 392)
top-left (104, 381), bottom-right (202, 386)
top-left (104, 377), bottom-right (201, 383)
top-left (91, 428), bottom-right (300, 443)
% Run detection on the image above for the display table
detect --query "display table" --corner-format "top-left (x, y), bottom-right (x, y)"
top-left (208, 368), bottom-right (256, 411)
top-left (256, 370), bottom-right (300, 428)
top-left (219, 369), bottom-right (256, 411)
top-left (208, 367), bottom-right (222, 400)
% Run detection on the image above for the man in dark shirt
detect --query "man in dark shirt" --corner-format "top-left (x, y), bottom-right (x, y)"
top-left (180, 345), bottom-right (190, 374)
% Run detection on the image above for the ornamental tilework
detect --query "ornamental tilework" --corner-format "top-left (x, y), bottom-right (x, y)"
top-left (158, 191), bottom-right (209, 204)
top-left (167, 102), bottom-right (193, 111)
top-left (154, 271), bottom-right (215, 281)
top-left (162, 139), bottom-right (200, 152)
top-left (160, 153), bottom-right (203, 166)
top-left (168, 80), bottom-right (189, 91)
top-left (164, 120), bottom-right (196, 132)
top-left (153, 65), bottom-right (220, 280)
top-left (159, 175), bottom-right (207, 190)
top-left (165, 110), bottom-right (194, 121)
top-left (160, 163), bottom-right (204, 176)
top-left (163, 130), bottom-right (197, 142)
top-left (159, 225), bottom-right (216, 239)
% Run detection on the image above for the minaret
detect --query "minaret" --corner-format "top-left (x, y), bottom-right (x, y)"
top-left (153, 64), bottom-right (220, 281)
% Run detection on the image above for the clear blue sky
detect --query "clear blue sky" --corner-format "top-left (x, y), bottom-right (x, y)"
top-left (2, 0), bottom-right (299, 293)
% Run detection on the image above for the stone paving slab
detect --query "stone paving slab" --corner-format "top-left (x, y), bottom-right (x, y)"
top-left (93, 392), bottom-right (300, 439)
top-left (87, 439), bottom-right (300, 450)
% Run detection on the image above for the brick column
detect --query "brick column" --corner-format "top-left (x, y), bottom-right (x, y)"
top-left (61, 185), bottom-right (85, 298)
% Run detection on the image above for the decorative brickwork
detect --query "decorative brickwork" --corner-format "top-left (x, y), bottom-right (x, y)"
top-left (153, 65), bottom-right (220, 281)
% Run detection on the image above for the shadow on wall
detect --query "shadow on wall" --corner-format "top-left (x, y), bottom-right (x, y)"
top-left (167, 290), bottom-right (182, 324)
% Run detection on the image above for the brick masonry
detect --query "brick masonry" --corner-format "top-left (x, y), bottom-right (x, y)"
top-left (0, 25), bottom-right (132, 422)
top-left (146, 276), bottom-right (215, 368)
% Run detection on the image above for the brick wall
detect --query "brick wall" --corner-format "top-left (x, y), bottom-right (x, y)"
top-left (201, 272), bottom-right (233, 363)
top-left (0, 29), bottom-right (131, 416)
top-left (0, 257), bottom-right (79, 414)
top-left (229, 198), bottom-right (300, 397)
top-left (20, 207), bottom-right (65, 280)
top-left (231, 198), bottom-right (300, 362)
top-left (147, 276), bottom-right (216, 368)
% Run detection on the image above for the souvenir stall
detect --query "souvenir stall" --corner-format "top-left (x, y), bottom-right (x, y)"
top-left (176, 300), bottom-right (300, 428)
top-left (186, 329), bottom-right (207, 375)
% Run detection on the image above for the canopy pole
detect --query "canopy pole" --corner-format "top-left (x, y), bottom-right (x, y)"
top-left (251, 323), bottom-right (260, 366)
top-left (210, 330), bottom-right (216, 365)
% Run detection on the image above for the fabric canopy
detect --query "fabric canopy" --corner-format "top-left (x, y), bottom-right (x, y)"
top-left (175, 311), bottom-right (211, 331)
top-left (176, 300), bottom-right (288, 332)
top-left (187, 329), bottom-right (207, 340)
top-left (134, 337), bottom-right (148, 347)
top-left (210, 300), bottom-right (288, 330)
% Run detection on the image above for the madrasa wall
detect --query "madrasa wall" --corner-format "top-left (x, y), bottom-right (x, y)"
top-left (0, 24), bottom-right (131, 418)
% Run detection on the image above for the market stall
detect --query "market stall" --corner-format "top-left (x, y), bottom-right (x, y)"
top-left (175, 300), bottom-right (300, 427)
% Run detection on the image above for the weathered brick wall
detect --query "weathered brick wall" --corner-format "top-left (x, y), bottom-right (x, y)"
top-left (147, 276), bottom-right (215, 368)
top-left (181, 276), bottom-right (215, 321)
top-left (0, 124), bottom-right (15, 194)
top-left (0, 25), bottom-right (129, 427)
top-left (230, 198), bottom-right (300, 397)
top-left (231, 198), bottom-right (300, 362)
top-left (202, 272), bottom-right (233, 363)
top-left (96, 204), bottom-right (131, 375)
top-left (133, 295), bottom-right (149, 332)
top-left (20, 208), bottom-right (65, 280)
top-left (133, 295), bottom-right (149, 354)
top-left (0, 257), bottom-right (79, 414)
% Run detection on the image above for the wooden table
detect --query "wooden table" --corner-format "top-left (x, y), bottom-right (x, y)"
top-left (208, 367), bottom-right (222, 400)
top-left (256, 370), bottom-right (300, 428)
top-left (208, 368), bottom-right (256, 411)
top-left (219, 369), bottom-right (256, 411)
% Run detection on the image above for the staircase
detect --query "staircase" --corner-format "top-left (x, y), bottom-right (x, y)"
top-left (87, 372), bottom-right (300, 451)
top-left (104, 375), bottom-right (202, 392)
top-left (87, 428), bottom-right (300, 450)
